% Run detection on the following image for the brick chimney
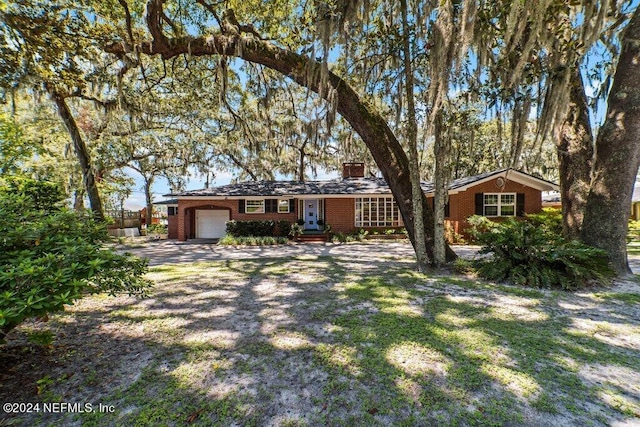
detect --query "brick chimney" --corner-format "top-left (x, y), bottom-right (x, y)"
top-left (342, 162), bottom-right (365, 178)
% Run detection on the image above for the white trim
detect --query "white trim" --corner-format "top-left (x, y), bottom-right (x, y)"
top-left (483, 192), bottom-right (516, 217)
top-left (277, 199), bottom-right (290, 213)
top-left (245, 199), bottom-right (265, 214)
top-left (444, 170), bottom-right (558, 194)
top-left (355, 196), bottom-right (403, 227)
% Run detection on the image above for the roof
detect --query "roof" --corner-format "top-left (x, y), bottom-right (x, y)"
top-left (153, 198), bottom-right (178, 205)
top-left (166, 168), bottom-right (558, 199)
top-left (447, 168), bottom-right (559, 193)
top-left (167, 178), bottom-right (432, 198)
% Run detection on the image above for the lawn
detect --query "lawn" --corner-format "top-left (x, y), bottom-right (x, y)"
top-left (1, 254), bottom-right (639, 426)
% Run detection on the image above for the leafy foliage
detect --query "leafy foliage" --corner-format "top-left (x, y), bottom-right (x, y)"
top-left (627, 220), bottom-right (640, 243)
top-left (225, 220), bottom-right (276, 237)
top-left (526, 208), bottom-right (563, 236)
top-left (147, 224), bottom-right (168, 235)
top-left (471, 217), bottom-right (612, 289)
top-left (0, 178), bottom-right (152, 341)
top-left (218, 235), bottom-right (288, 246)
top-left (276, 220), bottom-right (292, 237)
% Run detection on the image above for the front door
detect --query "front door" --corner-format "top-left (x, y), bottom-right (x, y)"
top-left (304, 199), bottom-right (319, 230)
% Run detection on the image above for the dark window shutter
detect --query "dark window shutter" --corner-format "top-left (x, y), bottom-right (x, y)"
top-left (516, 193), bottom-right (525, 217)
top-left (289, 199), bottom-right (295, 213)
top-left (239, 199), bottom-right (245, 214)
top-left (475, 193), bottom-right (484, 215)
top-left (265, 199), bottom-right (277, 213)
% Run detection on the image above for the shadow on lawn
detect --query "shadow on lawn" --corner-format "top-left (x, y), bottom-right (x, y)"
top-left (2, 256), bottom-right (639, 426)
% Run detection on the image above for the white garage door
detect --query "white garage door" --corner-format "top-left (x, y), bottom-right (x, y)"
top-left (196, 209), bottom-right (229, 238)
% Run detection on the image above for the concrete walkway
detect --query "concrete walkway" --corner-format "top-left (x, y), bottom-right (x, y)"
top-left (122, 240), bottom-right (482, 267)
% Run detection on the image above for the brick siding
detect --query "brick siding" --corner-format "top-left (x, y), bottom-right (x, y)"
top-left (428, 178), bottom-right (542, 239)
top-left (325, 198), bottom-right (356, 233)
top-left (173, 177), bottom-right (543, 240)
top-left (176, 199), bottom-right (298, 241)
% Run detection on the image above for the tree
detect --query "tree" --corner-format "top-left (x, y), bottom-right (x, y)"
top-left (105, 0), bottom-right (457, 263)
top-left (0, 177), bottom-right (152, 343)
top-left (0, 1), bottom-right (109, 220)
top-left (581, 6), bottom-right (640, 274)
top-left (556, 69), bottom-right (593, 240)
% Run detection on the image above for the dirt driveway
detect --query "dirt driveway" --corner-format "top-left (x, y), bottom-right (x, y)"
top-left (122, 240), bottom-right (483, 266)
top-left (123, 240), bottom-right (640, 274)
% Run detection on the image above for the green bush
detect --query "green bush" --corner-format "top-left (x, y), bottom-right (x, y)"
top-left (218, 235), bottom-right (288, 246)
top-left (147, 223), bottom-right (168, 235)
top-left (276, 220), bottom-right (292, 237)
top-left (473, 218), bottom-right (612, 289)
top-left (289, 223), bottom-right (304, 237)
top-left (628, 220), bottom-right (640, 243)
top-left (226, 220), bottom-right (275, 237)
top-left (0, 178), bottom-right (152, 342)
top-left (526, 207), bottom-right (563, 236)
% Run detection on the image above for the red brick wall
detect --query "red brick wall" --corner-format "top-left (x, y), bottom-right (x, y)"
top-left (428, 178), bottom-right (542, 238)
top-left (167, 215), bottom-right (178, 239)
top-left (325, 198), bottom-right (356, 233)
top-left (176, 199), bottom-right (298, 240)
top-left (172, 179), bottom-right (543, 240)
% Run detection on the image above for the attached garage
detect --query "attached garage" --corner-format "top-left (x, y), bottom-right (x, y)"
top-left (195, 209), bottom-right (229, 238)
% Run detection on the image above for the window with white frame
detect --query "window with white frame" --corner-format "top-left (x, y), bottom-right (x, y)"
top-left (355, 197), bottom-right (402, 227)
top-left (246, 199), bottom-right (265, 214)
top-left (484, 193), bottom-right (516, 216)
top-left (278, 199), bottom-right (290, 213)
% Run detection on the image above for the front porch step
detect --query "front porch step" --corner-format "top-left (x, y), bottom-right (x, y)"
top-left (295, 233), bottom-right (328, 243)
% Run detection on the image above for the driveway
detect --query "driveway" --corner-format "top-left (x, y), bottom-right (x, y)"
top-left (123, 240), bottom-right (481, 266)
top-left (123, 239), bottom-right (640, 275)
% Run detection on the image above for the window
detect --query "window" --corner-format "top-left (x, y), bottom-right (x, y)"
top-left (484, 193), bottom-right (516, 217)
top-left (245, 200), bottom-right (265, 214)
top-left (355, 197), bottom-right (402, 227)
top-left (167, 207), bottom-right (177, 216)
top-left (278, 199), bottom-right (290, 213)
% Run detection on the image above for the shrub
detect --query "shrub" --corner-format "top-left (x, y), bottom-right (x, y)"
top-left (0, 178), bottom-right (152, 342)
top-left (276, 220), bottom-right (292, 237)
top-left (226, 220), bottom-right (275, 237)
top-left (147, 224), bottom-right (168, 235)
top-left (526, 207), bottom-right (563, 236)
top-left (628, 220), bottom-right (640, 243)
top-left (473, 218), bottom-right (612, 289)
top-left (218, 235), bottom-right (288, 246)
top-left (289, 223), bottom-right (304, 237)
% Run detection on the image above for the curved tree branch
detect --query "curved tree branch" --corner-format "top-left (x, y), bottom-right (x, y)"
top-left (106, 0), bottom-right (456, 262)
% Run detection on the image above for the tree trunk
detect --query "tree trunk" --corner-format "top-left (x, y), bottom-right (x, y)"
top-left (433, 110), bottom-right (450, 267)
top-left (557, 68), bottom-right (594, 239)
top-left (106, 1), bottom-right (457, 262)
top-left (144, 176), bottom-right (154, 229)
top-left (400, 0), bottom-right (430, 271)
top-left (581, 7), bottom-right (640, 275)
top-left (73, 189), bottom-right (85, 212)
top-left (49, 90), bottom-right (104, 222)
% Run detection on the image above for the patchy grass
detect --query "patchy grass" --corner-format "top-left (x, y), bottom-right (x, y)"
top-left (2, 256), bottom-right (639, 426)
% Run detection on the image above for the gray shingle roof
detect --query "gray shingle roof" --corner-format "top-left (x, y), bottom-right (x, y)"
top-left (166, 178), bottom-right (431, 197)
top-left (165, 168), bottom-right (556, 198)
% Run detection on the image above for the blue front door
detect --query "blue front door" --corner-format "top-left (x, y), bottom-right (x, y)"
top-left (304, 199), bottom-right (319, 230)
